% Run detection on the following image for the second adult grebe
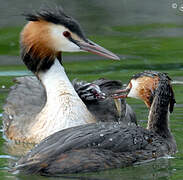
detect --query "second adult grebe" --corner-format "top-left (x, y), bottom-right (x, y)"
top-left (14, 71), bottom-right (177, 175)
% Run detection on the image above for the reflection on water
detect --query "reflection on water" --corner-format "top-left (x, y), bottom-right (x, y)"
top-left (0, 155), bottom-right (17, 160)
top-left (0, 156), bottom-right (177, 180)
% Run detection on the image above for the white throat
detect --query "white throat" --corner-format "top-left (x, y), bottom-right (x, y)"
top-left (28, 59), bottom-right (95, 143)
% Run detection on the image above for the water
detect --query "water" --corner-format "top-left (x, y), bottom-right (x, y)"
top-left (0, 71), bottom-right (31, 76)
top-left (0, 0), bottom-right (183, 179)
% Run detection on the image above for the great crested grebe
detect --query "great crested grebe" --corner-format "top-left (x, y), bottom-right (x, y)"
top-left (2, 7), bottom-right (136, 144)
top-left (14, 71), bottom-right (177, 175)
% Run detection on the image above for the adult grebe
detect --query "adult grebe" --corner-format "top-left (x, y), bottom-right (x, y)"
top-left (14, 71), bottom-right (177, 175)
top-left (2, 7), bottom-right (122, 144)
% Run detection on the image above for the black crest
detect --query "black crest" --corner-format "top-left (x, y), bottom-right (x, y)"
top-left (23, 7), bottom-right (86, 40)
top-left (131, 71), bottom-right (171, 80)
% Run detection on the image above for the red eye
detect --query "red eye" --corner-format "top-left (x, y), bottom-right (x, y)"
top-left (63, 31), bottom-right (71, 38)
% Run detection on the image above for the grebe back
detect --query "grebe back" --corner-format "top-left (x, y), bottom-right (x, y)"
top-left (14, 71), bottom-right (176, 175)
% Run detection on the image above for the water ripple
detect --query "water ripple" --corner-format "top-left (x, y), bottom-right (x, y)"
top-left (0, 155), bottom-right (17, 160)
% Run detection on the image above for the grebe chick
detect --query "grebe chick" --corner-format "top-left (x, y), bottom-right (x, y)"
top-left (14, 71), bottom-right (176, 175)
top-left (73, 78), bottom-right (136, 123)
top-left (2, 7), bottom-right (120, 144)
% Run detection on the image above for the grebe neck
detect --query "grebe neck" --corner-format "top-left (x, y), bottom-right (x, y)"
top-left (147, 79), bottom-right (172, 138)
top-left (28, 59), bottom-right (95, 143)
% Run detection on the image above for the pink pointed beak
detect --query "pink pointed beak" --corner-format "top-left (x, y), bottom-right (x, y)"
top-left (77, 40), bottom-right (120, 60)
top-left (112, 87), bottom-right (131, 99)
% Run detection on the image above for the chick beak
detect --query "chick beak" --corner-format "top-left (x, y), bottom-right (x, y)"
top-left (76, 39), bottom-right (120, 60)
top-left (112, 87), bottom-right (131, 99)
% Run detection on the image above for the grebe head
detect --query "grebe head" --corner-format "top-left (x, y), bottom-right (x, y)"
top-left (21, 7), bottom-right (119, 73)
top-left (114, 71), bottom-right (175, 111)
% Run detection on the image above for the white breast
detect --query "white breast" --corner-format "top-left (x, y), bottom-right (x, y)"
top-left (28, 59), bottom-right (96, 143)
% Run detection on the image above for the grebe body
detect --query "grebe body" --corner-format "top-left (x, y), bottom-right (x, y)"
top-left (2, 7), bottom-right (121, 144)
top-left (14, 71), bottom-right (177, 175)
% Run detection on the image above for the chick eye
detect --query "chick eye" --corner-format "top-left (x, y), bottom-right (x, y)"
top-left (63, 31), bottom-right (71, 38)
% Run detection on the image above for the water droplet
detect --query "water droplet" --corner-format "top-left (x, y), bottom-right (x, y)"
top-left (113, 125), bottom-right (117, 128)
top-left (172, 3), bottom-right (177, 9)
top-left (133, 138), bottom-right (138, 144)
top-left (9, 115), bottom-right (13, 120)
top-left (144, 136), bottom-right (149, 140)
top-left (179, 4), bottom-right (183, 11)
top-left (109, 138), bottom-right (113, 141)
top-left (101, 124), bottom-right (105, 128)
top-left (102, 93), bottom-right (106, 96)
top-left (1, 85), bottom-right (5, 89)
top-left (100, 134), bottom-right (104, 137)
top-left (98, 143), bottom-right (101, 147)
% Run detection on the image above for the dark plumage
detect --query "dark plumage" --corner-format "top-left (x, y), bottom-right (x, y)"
top-left (132, 71), bottom-right (170, 80)
top-left (23, 7), bottom-right (86, 41)
top-left (14, 123), bottom-right (168, 174)
top-left (13, 71), bottom-right (176, 175)
top-left (73, 78), bottom-right (136, 123)
top-left (21, 47), bottom-right (55, 73)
